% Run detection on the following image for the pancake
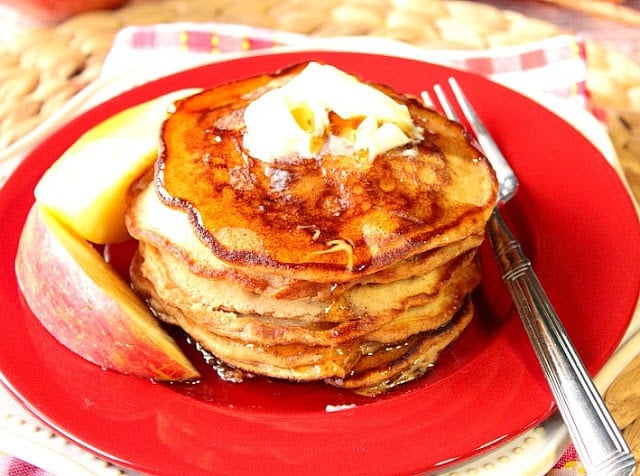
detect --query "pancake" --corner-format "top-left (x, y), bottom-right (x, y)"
top-left (132, 245), bottom-right (479, 386)
top-left (131, 239), bottom-right (479, 346)
top-left (126, 61), bottom-right (497, 396)
top-left (153, 62), bottom-right (497, 282)
top-left (327, 299), bottom-right (475, 397)
top-left (127, 171), bottom-right (485, 301)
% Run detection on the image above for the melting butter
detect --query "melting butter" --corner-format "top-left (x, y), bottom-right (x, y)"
top-left (243, 62), bottom-right (420, 163)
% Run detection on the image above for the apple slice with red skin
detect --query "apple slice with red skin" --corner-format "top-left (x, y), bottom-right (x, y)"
top-left (15, 203), bottom-right (200, 381)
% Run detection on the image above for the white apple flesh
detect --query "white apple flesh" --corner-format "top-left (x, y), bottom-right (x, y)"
top-left (34, 88), bottom-right (201, 245)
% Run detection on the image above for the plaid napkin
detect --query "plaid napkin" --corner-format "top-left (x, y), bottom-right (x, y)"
top-left (0, 23), bottom-right (593, 476)
top-left (102, 23), bottom-right (590, 111)
top-left (0, 459), bottom-right (47, 476)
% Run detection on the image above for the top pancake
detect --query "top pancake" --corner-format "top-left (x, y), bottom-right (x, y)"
top-left (154, 62), bottom-right (497, 281)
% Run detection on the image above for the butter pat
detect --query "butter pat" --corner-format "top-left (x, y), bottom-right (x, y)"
top-left (243, 62), bottom-right (419, 163)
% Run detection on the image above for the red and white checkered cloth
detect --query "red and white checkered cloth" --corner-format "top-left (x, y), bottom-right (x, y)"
top-left (1, 23), bottom-right (596, 476)
top-left (102, 22), bottom-right (591, 111)
top-left (0, 459), bottom-right (49, 476)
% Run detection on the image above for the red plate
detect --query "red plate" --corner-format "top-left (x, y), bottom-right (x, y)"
top-left (0, 51), bottom-right (639, 475)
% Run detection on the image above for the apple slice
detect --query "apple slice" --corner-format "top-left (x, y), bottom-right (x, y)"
top-left (34, 88), bottom-right (201, 244)
top-left (15, 204), bottom-right (200, 381)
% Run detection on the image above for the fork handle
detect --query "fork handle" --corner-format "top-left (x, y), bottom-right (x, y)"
top-left (487, 209), bottom-right (637, 476)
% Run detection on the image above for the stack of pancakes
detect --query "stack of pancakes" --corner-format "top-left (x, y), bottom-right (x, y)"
top-left (126, 63), bottom-right (498, 396)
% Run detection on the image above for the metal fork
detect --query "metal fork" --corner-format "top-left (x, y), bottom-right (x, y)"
top-left (423, 78), bottom-right (637, 476)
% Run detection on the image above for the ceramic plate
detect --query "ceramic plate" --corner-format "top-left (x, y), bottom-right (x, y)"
top-left (0, 51), bottom-right (639, 475)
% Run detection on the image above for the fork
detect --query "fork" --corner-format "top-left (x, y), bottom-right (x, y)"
top-left (423, 78), bottom-right (637, 476)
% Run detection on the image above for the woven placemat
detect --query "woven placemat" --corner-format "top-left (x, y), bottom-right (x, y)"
top-left (1, 0), bottom-right (639, 463)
